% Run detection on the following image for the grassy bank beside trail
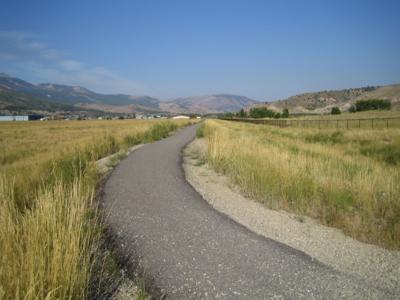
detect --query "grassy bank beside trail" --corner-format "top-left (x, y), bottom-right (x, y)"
top-left (202, 120), bottom-right (400, 249)
top-left (0, 119), bottom-right (192, 299)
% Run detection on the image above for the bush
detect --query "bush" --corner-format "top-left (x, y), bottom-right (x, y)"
top-left (249, 107), bottom-right (276, 118)
top-left (196, 124), bottom-right (205, 138)
top-left (146, 121), bottom-right (178, 141)
top-left (355, 99), bottom-right (391, 112)
top-left (282, 108), bottom-right (289, 118)
top-left (274, 112), bottom-right (281, 119)
top-left (123, 133), bottom-right (143, 146)
top-left (331, 107), bottom-right (341, 115)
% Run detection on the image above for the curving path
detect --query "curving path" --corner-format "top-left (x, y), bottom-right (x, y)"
top-left (102, 124), bottom-right (387, 299)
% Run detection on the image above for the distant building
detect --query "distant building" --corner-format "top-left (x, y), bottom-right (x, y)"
top-left (172, 115), bottom-right (190, 119)
top-left (0, 115), bottom-right (29, 121)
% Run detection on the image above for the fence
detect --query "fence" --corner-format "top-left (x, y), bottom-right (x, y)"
top-left (221, 117), bottom-right (400, 129)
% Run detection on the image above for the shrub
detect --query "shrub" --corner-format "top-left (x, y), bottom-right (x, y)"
top-left (249, 107), bottom-right (276, 118)
top-left (355, 99), bottom-right (391, 112)
top-left (123, 133), bottom-right (143, 147)
top-left (282, 108), bottom-right (289, 118)
top-left (196, 124), bottom-right (205, 138)
top-left (274, 112), bottom-right (281, 119)
top-left (331, 107), bottom-right (341, 115)
top-left (146, 121), bottom-right (178, 141)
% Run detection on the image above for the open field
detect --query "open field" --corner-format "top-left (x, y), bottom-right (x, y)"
top-left (290, 111), bottom-right (400, 129)
top-left (291, 110), bottom-right (400, 119)
top-left (0, 119), bottom-right (192, 299)
top-left (201, 119), bottom-right (400, 249)
top-left (227, 111), bottom-right (400, 129)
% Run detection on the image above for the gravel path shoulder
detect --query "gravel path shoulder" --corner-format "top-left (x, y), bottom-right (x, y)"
top-left (183, 138), bottom-right (400, 296)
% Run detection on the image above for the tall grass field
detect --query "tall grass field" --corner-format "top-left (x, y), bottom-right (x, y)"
top-left (0, 119), bottom-right (191, 299)
top-left (202, 119), bottom-right (400, 249)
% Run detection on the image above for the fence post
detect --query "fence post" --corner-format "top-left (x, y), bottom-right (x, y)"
top-left (346, 119), bottom-right (349, 129)
top-left (387, 119), bottom-right (389, 129)
top-left (336, 120), bottom-right (338, 129)
top-left (372, 119), bottom-right (374, 129)
top-left (358, 119), bottom-right (360, 129)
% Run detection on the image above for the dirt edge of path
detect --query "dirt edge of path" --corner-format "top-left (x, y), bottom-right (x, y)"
top-left (183, 138), bottom-right (400, 294)
top-left (94, 144), bottom-right (145, 300)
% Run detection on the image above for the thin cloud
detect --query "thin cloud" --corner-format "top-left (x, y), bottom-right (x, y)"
top-left (59, 60), bottom-right (83, 71)
top-left (0, 30), bottom-right (149, 95)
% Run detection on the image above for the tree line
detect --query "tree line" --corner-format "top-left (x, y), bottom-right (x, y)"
top-left (223, 98), bottom-right (391, 119)
top-left (349, 99), bottom-right (391, 112)
top-left (224, 107), bottom-right (289, 119)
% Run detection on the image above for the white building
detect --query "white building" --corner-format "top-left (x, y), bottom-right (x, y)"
top-left (172, 115), bottom-right (190, 120)
top-left (0, 115), bottom-right (29, 121)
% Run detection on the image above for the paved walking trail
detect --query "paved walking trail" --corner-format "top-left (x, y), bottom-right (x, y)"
top-left (102, 124), bottom-right (387, 299)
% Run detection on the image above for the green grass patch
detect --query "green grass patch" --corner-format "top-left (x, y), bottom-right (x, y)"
top-left (305, 131), bottom-right (345, 144)
top-left (359, 143), bottom-right (400, 165)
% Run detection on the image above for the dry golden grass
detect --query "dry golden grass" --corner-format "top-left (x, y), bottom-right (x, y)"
top-left (0, 177), bottom-right (94, 299)
top-left (0, 119), bottom-right (191, 299)
top-left (203, 120), bottom-right (400, 249)
top-left (293, 110), bottom-right (400, 120)
top-left (289, 110), bottom-right (400, 129)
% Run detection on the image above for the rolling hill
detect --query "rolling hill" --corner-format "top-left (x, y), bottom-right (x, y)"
top-left (160, 94), bottom-right (258, 114)
top-left (0, 88), bottom-right (77, 113)
top-left (255, 84), bottom-right (400, 114)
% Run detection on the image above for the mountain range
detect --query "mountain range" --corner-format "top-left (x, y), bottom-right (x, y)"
top-left (0, 73), bottom-right (258, 114)
top-left (1, 73), bottom-right (399, 115)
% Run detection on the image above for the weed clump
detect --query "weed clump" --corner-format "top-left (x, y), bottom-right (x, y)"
top-left (196, 123), bottom-right (205, 138)
top-left (145, 121), bottom-right (179, 142)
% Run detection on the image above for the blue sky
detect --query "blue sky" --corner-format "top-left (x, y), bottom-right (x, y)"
top-left (0, 0), bottom-right (399, 100)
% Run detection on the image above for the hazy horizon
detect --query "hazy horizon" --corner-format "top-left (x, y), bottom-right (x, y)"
top-left (1, 0), bottom-right (399, 101)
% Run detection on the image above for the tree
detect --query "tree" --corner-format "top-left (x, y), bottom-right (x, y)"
top-left (349, 105), bottom-right (356, 113)
top-left (282, 108), bottom-right (289, 118)
top-left (331, 107), bottom-right (341, 115)
top-left (249, 107), bottom-right (276, 118)
top-left (238, 108), bottom-right (247, 118)
top-left (355, 99), bottom-right (391, 112)
top-left (224, 112), bottom-right (234, 118)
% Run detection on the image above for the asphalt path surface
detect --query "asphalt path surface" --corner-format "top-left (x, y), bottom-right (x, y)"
top-left (102, 124), bottom-right (387, 299)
